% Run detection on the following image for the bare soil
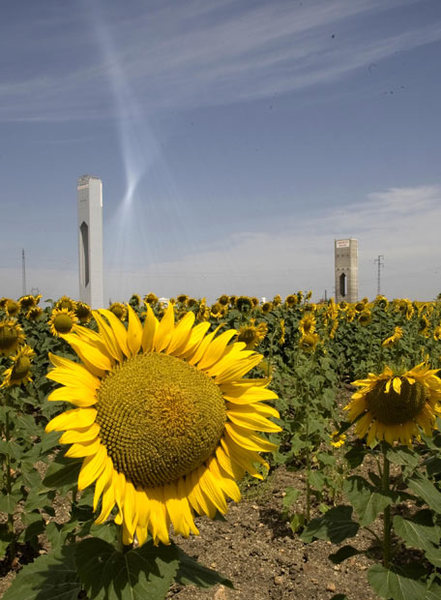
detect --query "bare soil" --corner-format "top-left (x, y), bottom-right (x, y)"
top-left (166, 466), bottom-right (379, 600)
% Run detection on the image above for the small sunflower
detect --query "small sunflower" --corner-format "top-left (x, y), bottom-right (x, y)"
top-left (144, 293), bottom-right (158, 306)
top-left (49, 308), bottom-right (78, 337)
top-left (272, 295), bottom-right (282, 307)
top-left (26, 306), bottom-right (43, 321)
top-left (278, 319), bottom-right (286, 345)
top-left (236, 296), bottom-right (253, 313)
top-left (298, 314), bottom-right (316, 336)
top-left (0, 320), bottom-right (25, 356)
top-left (345, 306), bottom-right (357, 322)
top-left (6, 299), bottom-right (20, 317)
top-left (196, 299), bottom-right (210, 322)
top-left (330, 431), bottom-right (346, 448)
top-left (345, 364), bottom-right (441, 446)
top-left (75, 302), bottom-right (93, 324)
top-left (128, 294), bottom-right (141, 308)
top-left (375, 295), bottom-right (389, 310)
top-left (217, 295), bottom-right (230, 307)
top-left (434, 326), bottom-right (441, 341)
top-left (1, 345), bottom-right (35, 387)
top-left (19, 295), bottom-right (37, 311)
top-left (354, 301), bottom-right (365, 313)
top-left (210, 302), bottom-right (224, 319)
top-left (358, 309), bottom-right (372, 327)
top-left (396, 299), bottom-right (414, 321)
top-left (237, 320), bottom-right (268, 350)
top-left (299, 332), bottom-right (320, 352)
top-left (382, 326), bottom-right (403, 347)
top-left (261, 301), bottom-right (273, 314)
top-left (284, 294), bottom-right (298, 308)
top-left (45, 305), bottom-right (280, 546)
top-left (55, 295), bottom-right (76, 312)
top-left (109, 302), bottom-right (127, 321)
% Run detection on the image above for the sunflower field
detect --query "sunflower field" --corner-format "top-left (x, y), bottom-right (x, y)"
top-left (1, 292), bottom-right (441, 600)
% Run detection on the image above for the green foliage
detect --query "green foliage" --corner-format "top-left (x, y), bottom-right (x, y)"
top-left (3, 294), bottom-right (441, 598)
top-left (4, 539), bottom-right (233, 600)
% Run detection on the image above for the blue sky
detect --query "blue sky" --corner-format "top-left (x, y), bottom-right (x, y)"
top-left (1, 0), bottom-right (441, 303)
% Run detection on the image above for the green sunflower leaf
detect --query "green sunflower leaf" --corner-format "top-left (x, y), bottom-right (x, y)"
top-left (75, 537), bottom-right (180, 600)
top-left (393, 513), bottom-right (440, 552)
top-left (300, 505), bottom-right (359, 544)
top-left (408, 473), bottom-right (441, 513)
top-left (343, 476), bottom-right (394, 526)
top-left (0, 524), bottom-right (10, 561)
top-left (0, 493), bottom-right (22, 514)
top-left (42, 455), bottom-right (82, 491)
top-left (367, 565), bottom-right (432, 600)
top-left (386, 446), bottom-right (419, 469)
top-left (2, 545), bottom-right (81, 600)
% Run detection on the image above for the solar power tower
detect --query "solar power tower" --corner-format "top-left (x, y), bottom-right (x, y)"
top-left (77, 175), bottom-right (104, 308)
top-left (334, 238), bottom-right (358, 303)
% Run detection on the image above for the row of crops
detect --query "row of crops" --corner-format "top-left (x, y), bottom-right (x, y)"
top-left (1, 291), bottom-right (441, 599)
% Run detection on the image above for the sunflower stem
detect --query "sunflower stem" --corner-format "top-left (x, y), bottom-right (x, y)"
top-left (304, 386), bottom-right (311, 522)
top-left (4, 406), bottom-right (16, 563)
top-left (382, 443), bottom-right (391, 568)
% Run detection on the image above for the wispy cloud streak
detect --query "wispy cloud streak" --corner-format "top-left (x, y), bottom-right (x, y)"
top-left (1, 0), bottom-right (439, 121)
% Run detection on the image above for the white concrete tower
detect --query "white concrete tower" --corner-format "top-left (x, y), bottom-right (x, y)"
top-left (77, 175), bottom-right (104, 308)
top-left (334, 238), bottom-right (358, 303)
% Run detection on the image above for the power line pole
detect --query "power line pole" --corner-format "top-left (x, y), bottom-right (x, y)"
top-left (22, 248), bottom-right (26, 296)
top-left (374, 255), bottom-right (384, 296)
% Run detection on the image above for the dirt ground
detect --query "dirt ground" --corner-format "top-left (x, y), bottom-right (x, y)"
top-left (165, 466), bottom-right (379, 600)
top-left (0, 464), bottom-right (380, 600)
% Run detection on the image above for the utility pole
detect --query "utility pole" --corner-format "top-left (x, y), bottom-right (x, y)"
top-left (22, 248), bottom-right (26, 296)
top-left (374, 255), bottom-right (384, 296)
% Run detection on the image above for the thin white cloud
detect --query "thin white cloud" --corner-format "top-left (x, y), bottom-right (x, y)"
top-left (102, 184), bottom-right (441, 302)
top-left (1, 0), bottom-right (438, 121)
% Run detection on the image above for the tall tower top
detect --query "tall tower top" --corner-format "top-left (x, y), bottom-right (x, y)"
top-left (77, 176), bottom-right (103, 308)
top-left (77, 174), bottom-right (101, 187)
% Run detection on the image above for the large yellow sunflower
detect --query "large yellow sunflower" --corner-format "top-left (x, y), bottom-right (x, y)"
top-left (345, 363), bottom-right (441, 446)
top-left (45, 305), bottom-right (280, 547)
